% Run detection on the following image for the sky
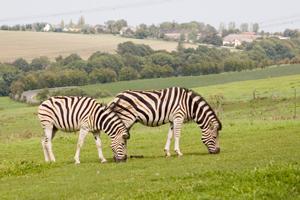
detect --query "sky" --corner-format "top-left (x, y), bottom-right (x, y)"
top-left (1, 0), bottom-right (300, 33)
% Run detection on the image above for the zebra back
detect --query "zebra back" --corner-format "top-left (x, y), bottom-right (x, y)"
top-left (38, 96), bottom-right (129, 138)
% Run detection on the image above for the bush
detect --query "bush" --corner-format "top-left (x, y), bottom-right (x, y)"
top-left (51, 88), bottom-right (88, 97)
top-left (90, 89), bottom-right (112, 99)
top-left (36, 88), bottom-right (50, 102)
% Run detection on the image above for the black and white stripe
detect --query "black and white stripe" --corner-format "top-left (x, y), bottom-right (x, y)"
top-left (38, 96), bottom-right (129, 163)
top-left (110, 87), bottom-right (222, 157)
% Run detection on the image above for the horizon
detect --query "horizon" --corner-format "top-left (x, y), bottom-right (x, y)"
top-left (1, 0), bottom-right (300, 33)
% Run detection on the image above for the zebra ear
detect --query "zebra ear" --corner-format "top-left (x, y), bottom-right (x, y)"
top-left (122, 133), bottom-right (130, 140)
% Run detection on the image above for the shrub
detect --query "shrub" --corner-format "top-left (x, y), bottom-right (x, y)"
top-left (90, 89), bottom-right (112, 99)
top-left (51, 88), bottom-right (88, 97)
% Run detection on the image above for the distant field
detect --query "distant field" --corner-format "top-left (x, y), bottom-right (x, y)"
top-left (81, 64), bottom-right (300, 96)
top-left (0, 31), bottom-right (198, 62)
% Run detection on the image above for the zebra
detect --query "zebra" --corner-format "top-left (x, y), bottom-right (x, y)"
top-left (109, 87), bottom-right (222, 157)
top-left (38, 96), bottom-right (130, 164)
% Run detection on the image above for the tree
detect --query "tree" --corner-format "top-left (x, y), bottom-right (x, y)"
top-left (160, 65), bottom-right (174, 77)
top-left (150, 53), bottom-right (174, 66)
top-left (252, 23), bottom-right (259, 34)
top-left (134, 28), bottom-right (148, 39)
top-left (118, 67), bottom-right (139, 81)
top-left (61, 20), bottom-right (65, 29)
top-left (159, 22), bottom-right (173, 30)
top-left (63, 53), bottom-right (82, 65)
top-left (228, 21), bottom-right (236, 30)
top-left (90, 89), bottom-right (112, 99)
top-left (114, 19), bottom-right (128, 31)
top-left (0, 79), bottom-right (9, 96)
top-left (138, 23), bottom-right (147, 30)
top-left (9, 81), bottom-right (25, 100)
top-left (123, 54), bottom-right (143, 71)
top-left (177, 42), bottom-right (185, 52)
top-left (69, 19), bottom-right (74, 28)
top-left (240, 23), bottom-right (248, 32)
top-left (148, 24), bottom-right (159, 38)
top-left (98, 54), bottom-right (124, 74)
top-left (30, 56), bottom-right (51, 70)
top-left (117, 41), bottom-right (154, 57)
top-left (77, 15), bottom-right (85, 28)
top-left (283, 29), bottom-right (300, 38)
top-left (39, 73), bottom-right (56, 88)
top-left (105, 20), bottom-right (115, 30)
top-left (179, 31), bottom-right (186, 42)
top-left (207, 92), bottom-right (227, 116)
top-left (188, 28), bottom-right (198, 43)
top-left (2, 70), bottom-right (15, 86)
top-left (36, 88), bottom-right (50, 102)
top-left (12, 58), bottom-right (30, 72)
top-left (21, 74), bottom-right (38, 90)
top-left (219, 22), bottom-right (226, 33)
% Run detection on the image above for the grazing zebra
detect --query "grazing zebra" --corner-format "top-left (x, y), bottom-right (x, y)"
top-left (38, 96), bottom-right (130, 164)
top-left (109, 87), bottom-right (222, 157)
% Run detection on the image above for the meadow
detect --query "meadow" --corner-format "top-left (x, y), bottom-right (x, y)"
top-left (0, 30), bottom-right (198, 63)
top-left (0, 68), bottom-right (300, 199)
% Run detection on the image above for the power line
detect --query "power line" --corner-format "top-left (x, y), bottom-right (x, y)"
top-left (0, 0), bottom-right (182, 22)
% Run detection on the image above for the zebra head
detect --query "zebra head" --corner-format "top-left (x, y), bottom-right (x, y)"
top-left (111, 130), bottom-right (130, 163)
top-left (201, 121), bottom-right (221, 154)
top-left (100, 103), bottom-right (130, 163)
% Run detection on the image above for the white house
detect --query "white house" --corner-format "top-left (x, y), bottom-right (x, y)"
top-left (44, 24), bottom-right (51, 32)
top-left (223, 33), bottom-right (260, 46)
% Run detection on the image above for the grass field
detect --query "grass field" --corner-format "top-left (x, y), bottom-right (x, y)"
top-left (81, 64), bottom-right (300, 96)
top-left (1, 71), bottom-right (300, 199)
top-left (0, 30), bottom-right (198, 63)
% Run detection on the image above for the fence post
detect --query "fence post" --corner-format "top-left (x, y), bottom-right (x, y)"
top-left (295, 89), bottom-right (297, 119)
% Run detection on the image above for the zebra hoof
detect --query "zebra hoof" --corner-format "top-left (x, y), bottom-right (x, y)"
top-left (165, 155), bottom-right (171, 158)
top-left (101, 160), bottom-right (107, 163)
top-left (74, 161), bottom-right (81, 164)
top-left (177, 154), bottom-right (183, 157)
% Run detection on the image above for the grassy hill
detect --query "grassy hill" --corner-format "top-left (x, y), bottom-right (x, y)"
top-left (81, 64), bottom-right (300, 96)
top-left (0, 30), bottom-right (198, 62)
top-left (1, 67), bottom-right (300, 199)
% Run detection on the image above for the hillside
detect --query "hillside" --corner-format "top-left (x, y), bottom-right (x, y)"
top-left (0, 30), bottom-right (198, 62)
top-left (81, 64), bottom-right (300, 95)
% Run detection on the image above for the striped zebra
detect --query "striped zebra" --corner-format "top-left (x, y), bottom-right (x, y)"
top-left (38, 96), bottom-right (130, 164)
top-left (109, 87), bottom-right (222, 157)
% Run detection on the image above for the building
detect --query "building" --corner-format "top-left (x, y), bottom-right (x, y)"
top-left (43, 24), bottom-right (51, 32)
top-left (223, 33), bottom-right (261, 46)
top-left (159, 29), bottom-right (202, 41)
top-left (120, 27), bottom-right (137, 35)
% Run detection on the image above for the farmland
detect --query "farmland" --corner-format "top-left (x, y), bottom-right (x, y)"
top-left (0, 30), bottom-right (198, 63)
top-left (0, 68), bottom-right (300, 199)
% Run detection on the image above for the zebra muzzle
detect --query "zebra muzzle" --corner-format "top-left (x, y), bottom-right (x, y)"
top-left (114, 154), bottom-right (127, 163)
top-left (209, 147), bottom-right (220, 154)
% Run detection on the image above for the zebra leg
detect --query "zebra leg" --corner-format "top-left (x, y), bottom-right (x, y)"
top-left (173, 118), bottom-right (184, 157)
top-left (74, 127), bottom-right (89, 164)
top-left (42, 124), bottom-right (56, 162)
top-left (42, 127), bottom-right (58, 162)
top-left (93, 131), bottom-right (107, 163)
top-left (164, 123), bottom-right (174, 158)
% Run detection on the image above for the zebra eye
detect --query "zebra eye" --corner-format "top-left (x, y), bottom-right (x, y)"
top-left (213, 136), bottom-right (217, 139)
top-left (121, 142), bottom-right (125, 146)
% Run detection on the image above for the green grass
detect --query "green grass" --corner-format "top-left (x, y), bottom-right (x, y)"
top-left (0, 121), bottom-right (299, 199)
top-left (81, 64), bottom-right (300, 96)
top-left (1, 71), bottom-right (300, 199)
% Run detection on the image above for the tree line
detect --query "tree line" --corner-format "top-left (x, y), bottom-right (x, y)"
top-left (1, 36), bottom-right (300, 99)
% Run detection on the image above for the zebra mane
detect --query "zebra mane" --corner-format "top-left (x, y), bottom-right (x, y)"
top-left (184, 88), bottom-right (222, 130)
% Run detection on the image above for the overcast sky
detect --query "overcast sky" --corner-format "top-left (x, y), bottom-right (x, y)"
top-left (1, 0), bottom-right (300, 33)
